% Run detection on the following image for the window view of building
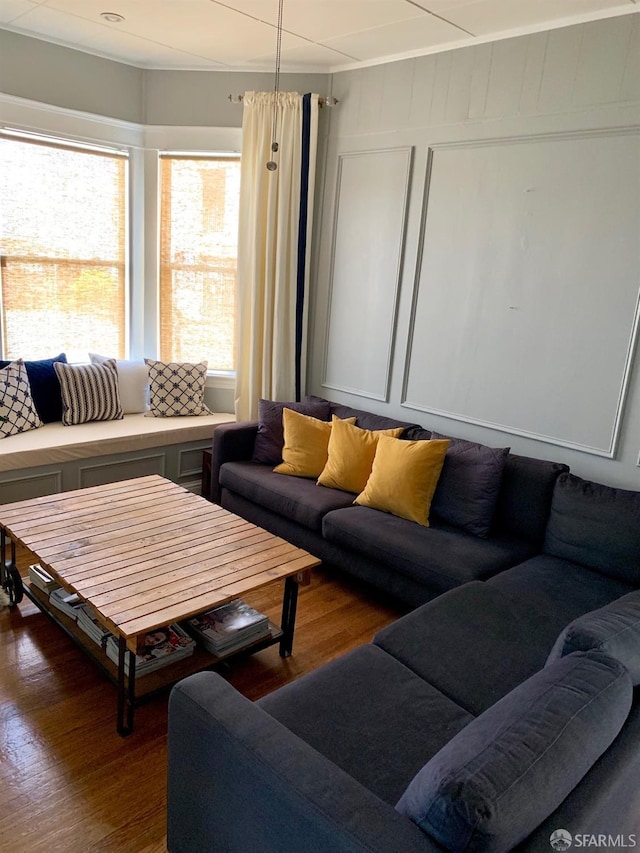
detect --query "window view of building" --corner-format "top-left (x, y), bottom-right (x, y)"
top-left (0, 138), bottom-right (240, 374)
top-left (159, 155), bottom-right (240, 372)
top-left (0, 133), bottom-right (127, 363)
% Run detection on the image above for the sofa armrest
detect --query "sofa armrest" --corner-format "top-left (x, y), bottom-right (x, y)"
top-left (167, 672), bottom-right (437, 853)
top-left (210, 420), bottom-right (258, 504)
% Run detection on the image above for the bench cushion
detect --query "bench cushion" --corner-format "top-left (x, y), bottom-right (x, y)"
top-left (323, 505), bottom-right (534, 593)
top-left (0, 412), bottom-right (233, 472)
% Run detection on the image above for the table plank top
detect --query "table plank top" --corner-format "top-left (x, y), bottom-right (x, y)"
top-left (1, 475), bottom-right (320, 647)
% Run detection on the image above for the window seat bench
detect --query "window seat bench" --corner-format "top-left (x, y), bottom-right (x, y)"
top-left (0, 412), bottom-right (234, 504)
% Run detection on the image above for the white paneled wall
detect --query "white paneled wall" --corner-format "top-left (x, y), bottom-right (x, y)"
top-left (309, 15), bottom-right (640, 489)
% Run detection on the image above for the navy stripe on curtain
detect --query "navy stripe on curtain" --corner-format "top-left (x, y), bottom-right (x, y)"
top-left (295, 93), bottom-right (312, 402)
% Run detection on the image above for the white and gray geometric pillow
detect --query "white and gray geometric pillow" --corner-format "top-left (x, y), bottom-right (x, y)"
top-left (0, 359), bottom-right (44, 438)
top-left (54, 359), bottom-right (123, 425)
top-left (144, 359), bottom-right (212, 417)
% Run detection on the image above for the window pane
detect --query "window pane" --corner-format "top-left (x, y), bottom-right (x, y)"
top-left (159, 156), bottom-right (240, 371)
top-left (0, 136), bottom-right (127, 363)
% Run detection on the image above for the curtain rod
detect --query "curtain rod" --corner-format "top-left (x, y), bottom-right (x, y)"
top-left (228, 94), bottom-right (339, 107)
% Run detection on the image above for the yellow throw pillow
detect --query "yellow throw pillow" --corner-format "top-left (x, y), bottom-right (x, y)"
top-left (355, 435), bottom-right (450, 526)
top-left (317, 418), bottom-right (404, 494)
top-left (273, 410), bottom-right (355, 479)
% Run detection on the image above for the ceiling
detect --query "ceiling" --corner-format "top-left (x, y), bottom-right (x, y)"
top-left (1, 0), bottom-right (639, 72)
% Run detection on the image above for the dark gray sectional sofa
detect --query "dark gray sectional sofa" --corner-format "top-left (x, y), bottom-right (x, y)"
top-left (210, 397), bottom-right (568, 607)
top-left (166, 400), bottom-right (640, 852)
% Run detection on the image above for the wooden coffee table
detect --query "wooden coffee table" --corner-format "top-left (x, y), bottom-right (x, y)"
top-left (0, 475), bottom-right (320, 734)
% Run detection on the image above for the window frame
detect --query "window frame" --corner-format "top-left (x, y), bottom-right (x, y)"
top-left (0, 129), bottom-right (130, 363)
top-left (157, 151), bottom-right (241, 374)
top-left (0, 94), bottom-right (242, 390)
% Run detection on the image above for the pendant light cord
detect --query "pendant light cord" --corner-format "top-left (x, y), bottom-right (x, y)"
top-left (267, 0), bottom-right (284, 169)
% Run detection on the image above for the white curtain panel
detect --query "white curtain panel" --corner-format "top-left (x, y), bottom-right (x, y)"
top-left (235, 91), bottom-right (319, 421)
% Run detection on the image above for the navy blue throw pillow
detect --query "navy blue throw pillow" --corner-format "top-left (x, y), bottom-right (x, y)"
top-left (252, 399), bottom-right (331, 465)
top-left (396, 650), bottom-right (632, 853)
top-left (430, 433), bottom-right (509, 537)
top-left (0, 353), bottom-right (67, 423)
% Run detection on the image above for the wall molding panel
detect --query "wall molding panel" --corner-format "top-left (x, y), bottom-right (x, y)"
top-left (402, 127), bottom-right (640, 457)
top-left (322, 146), bottom-right (413, 402)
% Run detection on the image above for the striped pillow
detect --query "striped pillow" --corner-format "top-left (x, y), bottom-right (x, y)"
top-left (54, 360), bottom-right (123, 425)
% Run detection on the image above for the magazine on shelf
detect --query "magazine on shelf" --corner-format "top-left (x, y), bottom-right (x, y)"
top-left (105, 623), bottom-right (195, 676)
top-left (185, 599), bottom-right (271, 654)
top-left (77, 608), bottom-right (114, 648)
top-left (28, 563), bottom-right (61, 594)
top-left (48, 587), bottom-right (88, 621)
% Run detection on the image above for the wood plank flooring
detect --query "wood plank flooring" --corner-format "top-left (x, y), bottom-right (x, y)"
top-left (0, 543), bottom-right (406, 853)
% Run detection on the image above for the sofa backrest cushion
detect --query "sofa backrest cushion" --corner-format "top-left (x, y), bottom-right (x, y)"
top-left (322, 400), bottom-right (420, 433)
top-left (252, 399), bottom-right (331, 465)
top-left (395, 650), bottom-right (631, 853)
top-left (543, 473), bottom-right (640, 584)
top-left (491, 454), bottom-right (569, 545)
top-left (429, 433), bottom-right (509, 537)
top-left (547, 590), bottom-right (640, 684)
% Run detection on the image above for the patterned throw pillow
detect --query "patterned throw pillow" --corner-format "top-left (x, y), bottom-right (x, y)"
top-left (0, 353), bottom-right (67, 423)
top-left (0, 359), bottom-right (44, 438)
top-left (144, 359), bottom-right (212, 417)
top-left (54, 359), bottom-right (123, 425)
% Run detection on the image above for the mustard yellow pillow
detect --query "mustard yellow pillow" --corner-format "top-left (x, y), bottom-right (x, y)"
top-left (317, 418), bottom-right (404, 494)
top-left (355, 435), bottom-right (450, 526)
top-left (273, 411), bottom-right (355, 479)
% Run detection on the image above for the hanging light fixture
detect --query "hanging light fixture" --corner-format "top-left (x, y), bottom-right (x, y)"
top-left (266, 0), bottom-right (284, 171)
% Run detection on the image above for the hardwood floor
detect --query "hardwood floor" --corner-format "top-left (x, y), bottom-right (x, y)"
top-left (0, 544), bottom-right (406, 853)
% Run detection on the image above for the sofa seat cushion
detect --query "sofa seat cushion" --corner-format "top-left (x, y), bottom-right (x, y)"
top-left (219, 461), bottom-right (356, 532)
top-left (258, 644), bottom-right (473, 806)
top-left (543, 472), bottom-right (640, 585)
top-left (323, 506), bottom-right (534, 593)
top-left (396, 650), bottom-right (632, 853)
top-left (374, 581), bottom-right (553, 715)
top-left (487, 555), bottom-right (637, 638)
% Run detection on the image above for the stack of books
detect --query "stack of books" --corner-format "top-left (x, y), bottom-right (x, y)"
top-left (105, 623), bottom-right (195, 676)
top-left (48, 587), bottom-right (88, 621)
top-left (77, 607), bottom-right (113, 648)
top-left (28, 563), bottom-right (61, 595)
top-left (185, 599), bottom-right (271, 656)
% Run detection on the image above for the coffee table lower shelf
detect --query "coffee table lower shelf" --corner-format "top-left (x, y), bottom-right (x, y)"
top-left (22, 580), bottom-right (285, 734)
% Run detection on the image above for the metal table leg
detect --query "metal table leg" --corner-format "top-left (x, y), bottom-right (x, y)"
top-left (279, 576), bottom-right (299, 657)
top-left (1, 528), bottom-right (23, 606)
top-left (117, 635), bottom-right (137, 736)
